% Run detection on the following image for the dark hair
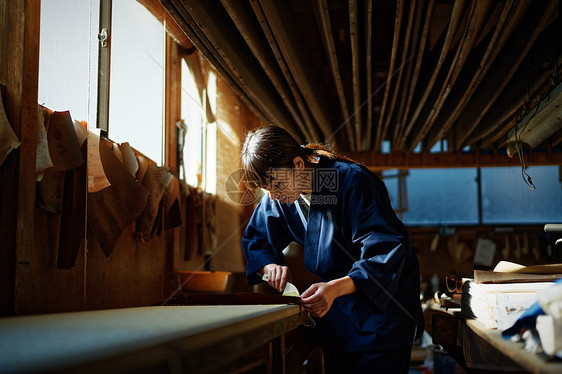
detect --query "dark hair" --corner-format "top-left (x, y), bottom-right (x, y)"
top-left (241, 125), bottom-right (355, 188)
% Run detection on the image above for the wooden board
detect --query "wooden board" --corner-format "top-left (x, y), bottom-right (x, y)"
top-left (474, 270), bottom-right (562, 284)
top-left (0, 304), bottom-right (306, 373)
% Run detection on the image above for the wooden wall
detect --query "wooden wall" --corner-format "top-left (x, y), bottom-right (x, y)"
top-left (0, 1), bottom-right (260, 315)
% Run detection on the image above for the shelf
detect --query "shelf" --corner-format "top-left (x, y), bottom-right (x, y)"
top-left (0, 304), bottom-right (308, 373)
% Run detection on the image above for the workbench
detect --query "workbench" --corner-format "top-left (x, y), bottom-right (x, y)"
top-left (432, 311), bottom-right (562, 373)
top-left (0, 303), bottom-right (311, 373)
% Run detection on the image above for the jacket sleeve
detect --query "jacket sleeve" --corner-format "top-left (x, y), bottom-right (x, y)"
top-left (343, 171), bottom-right (409, 312)
top-left (242, 195), bottom-right (294, 286)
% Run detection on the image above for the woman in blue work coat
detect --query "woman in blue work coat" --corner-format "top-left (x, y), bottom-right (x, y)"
top-left (241, 126), bottom-right (424, 373)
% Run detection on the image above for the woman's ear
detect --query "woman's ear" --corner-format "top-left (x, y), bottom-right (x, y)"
top-left (293, 156), bottom-right (305, 170)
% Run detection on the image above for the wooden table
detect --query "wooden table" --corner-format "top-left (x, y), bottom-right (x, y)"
top-left (432, 311), bottom-right (562, 373)
top-left (0, 304), bottom-right (310, 373)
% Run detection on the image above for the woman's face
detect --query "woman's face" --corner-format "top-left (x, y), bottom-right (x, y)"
top-left (262, 157), bottom-right (309, 204)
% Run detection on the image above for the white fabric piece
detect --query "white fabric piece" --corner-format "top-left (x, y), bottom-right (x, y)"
top-left (536, 282), bottom-right (562, 358)
top-left (536, 315), bottom-right (562, 358)
top-left (87, 128), bottom-right (111, 192)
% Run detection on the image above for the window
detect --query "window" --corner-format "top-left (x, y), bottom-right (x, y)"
top-left (179, 60), bottom-right (217, 193)
top-left (385, 165), bottom-right (562, 226)
top-left (204, 72), bottom-right (217, 194)
top-left (401, 168), bottom-right (479, 225)
top-left (38, 0), bottom-right (97, 124)
top-left (108, 0), bottom-right (165, 164)
top-left (39, 0), bottom-right (165, 164)
top-left (481, 166), bottom-right (562, 224)
top-left (180, 59), bottom-right (203, 187)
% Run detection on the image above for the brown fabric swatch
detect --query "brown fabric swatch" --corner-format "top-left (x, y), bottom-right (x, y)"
top-left (47, 111), bottom-right (83, 172)
top-left (88, 138), bottom-right (149, 257)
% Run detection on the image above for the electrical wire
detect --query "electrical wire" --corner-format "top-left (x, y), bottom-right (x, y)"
top-left (510, 105), bottom-right (537, 191)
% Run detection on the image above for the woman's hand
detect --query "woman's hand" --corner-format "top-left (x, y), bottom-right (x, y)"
top-left (300, 276), bottom-right (358, 318)
top-left (262, 264), bottom-right (292, 293)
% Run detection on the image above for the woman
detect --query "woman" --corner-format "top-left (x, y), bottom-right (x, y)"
top-left (241, 126), bottom-right (424, 373)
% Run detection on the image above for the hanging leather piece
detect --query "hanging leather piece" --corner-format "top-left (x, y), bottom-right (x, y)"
top-left (88, 138), bottom-right (149, 257)
top-left (57, 141), bottom-right (87, 269)
top-left (136, 164), bottom-right (173, 244)
top-left (47, 111), bottom-right (83, 172)
top-left (37, 109), bottom-right (85, 269)
top-left (163, 175), bottom-right (182, 230)
top-left (181, 183), bottom-right (200, 261)
top-left (35, 106), bottom-right (53, 180)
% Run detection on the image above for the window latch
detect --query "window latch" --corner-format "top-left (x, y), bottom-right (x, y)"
top-left (98, 28), bottom-right (109, 48)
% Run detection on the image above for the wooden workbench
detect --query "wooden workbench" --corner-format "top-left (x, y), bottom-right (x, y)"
top-left (0, 304), bottom-right (310, 373)
top-left (432, 311), bottom-right (562, 373)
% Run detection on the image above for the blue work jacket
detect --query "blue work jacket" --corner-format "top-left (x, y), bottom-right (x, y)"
top-left (242, 157), bottom-right (424, 352)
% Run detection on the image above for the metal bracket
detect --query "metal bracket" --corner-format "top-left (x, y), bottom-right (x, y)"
top-left (98, 28), bottom-right (109, 48)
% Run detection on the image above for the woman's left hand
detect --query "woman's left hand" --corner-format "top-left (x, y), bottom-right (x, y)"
top-left (300, 276), bottom-right (358, 318)
top-left (300, 282), bottom-right (338, 318)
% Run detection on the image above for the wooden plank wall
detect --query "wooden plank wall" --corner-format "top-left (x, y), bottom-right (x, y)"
top-left (0, 2), bottom-right (259, 314)
top-left (0, 0), bottom-right (40, 315)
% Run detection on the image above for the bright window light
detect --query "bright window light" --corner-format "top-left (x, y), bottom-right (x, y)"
top-left (180, 59), bottom-right (203, 187)
top-left (108, 0), bottom-right (165, 164)
top-left (38, 0), bottom-right (97, 125)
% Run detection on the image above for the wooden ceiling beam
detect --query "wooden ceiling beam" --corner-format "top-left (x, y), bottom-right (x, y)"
top-left (256, 0), bottom-right (336, 141)
top-left (349, 0), bottom-right (362, 150)
top-left (163, 0), bottom-right (267, 124)
top-left (379, 0), bottom-right (417, 149)
top-left (409, 0), bottom-right (491, 150)
top-left (453, 0), bottom-right (558, 150)
top-left (394, 0), bottom-right (434, 148)
top-left (163, 0), bottom-right (303, 138)
top-left (220, 0), bottom-right (313, 141)
top-left (312, 0), bottom-right (354, 150)
top-left (398, 0), bottom-right (466, 150)
top-left (469, 30), bottom-right (562, 148)
top-left (349, 149), bottom-right (562, 171)
top-left (364, 0), bottom-right (374, 151)
top-left (374, 0), bottom-right (406, 151)
top-left (247, 0), bottom-right (321, 142)
top-left (392, 0), bottom-right (427, 148)
top-left (427, 1), bottom-right (528, 147)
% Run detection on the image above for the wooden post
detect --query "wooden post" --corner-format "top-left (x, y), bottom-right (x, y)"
top-left (0, 0), bottom-right (41, 315)
top-left (163, 32), bottom-right (181, 295)
top-left (270, 334), bottom-right (286, 374)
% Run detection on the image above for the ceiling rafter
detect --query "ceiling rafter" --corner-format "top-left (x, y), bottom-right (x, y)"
top-left (427, 0), bottom-right (528, 148)
top-left (478, 54), bottom-right (562, 148)
top-left (349, 0), bottom-right (362, 150)
top-left (164, 0), bottom-right (303, 138)
top-left (246, 0), bottom-right (320, 141)
top-left (394, 0), bottom-right (434, 146)
top-left (365, 0), bottom-right (374, 150)
top-left (398, 0), bottom-right (467, 150)
top-left (378, 0), bottom-right (418, 149)
top-left (392, 0), bottom-right (427, 145)
top-left (313, 0), bottom-right (355, 150)
top-left (155, 0), bottom-right (562, 167)
top-left (374, 0), bottom-right (406, 151)
top-left (220, 0), bottom-right (312, 140)
top-left (408, 0), bottom-right (491, 150)
top-left (256, 0), bottom-right (336, 141)
top-left (453, 0), bottom-right (558, 150)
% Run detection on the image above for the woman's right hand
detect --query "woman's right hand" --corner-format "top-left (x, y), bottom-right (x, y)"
top-left (261, 264), bottom-right (291, 293)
